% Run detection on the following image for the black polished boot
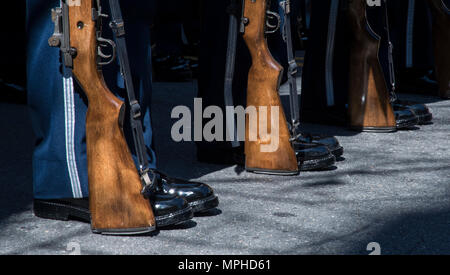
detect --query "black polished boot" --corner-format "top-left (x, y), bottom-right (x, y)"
top-left (153, 171), bottom-right (219, 214)
top-left (293, 133), bottom-right (344, 159)
top-left (146, 192), bottom-right (194, 228)
top-left (293, 142), bottom-right (336, 171)
top-left (34, 193), bottom-right (193, 229)
top-left (393, 99), bottom-right (433, 125)
top-left (394, 107), bottom-right (420, 129)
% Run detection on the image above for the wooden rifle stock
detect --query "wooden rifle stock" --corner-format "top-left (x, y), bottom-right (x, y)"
top-left (242, 0), bottom-right (298, 175)
top-left (428, 0), bottom-right (450, 99)
top-left (347, 0), bottom-right (396, 132)
top-left (67, 0), bottom-right (155, 234)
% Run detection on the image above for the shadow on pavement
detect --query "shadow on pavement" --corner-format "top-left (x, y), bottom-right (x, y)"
top-left (342, 208), bottom-right (450, 255)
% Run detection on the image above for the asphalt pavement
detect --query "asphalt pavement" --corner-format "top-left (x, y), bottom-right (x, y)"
top-left (0, 82), bottom-right (449, 255)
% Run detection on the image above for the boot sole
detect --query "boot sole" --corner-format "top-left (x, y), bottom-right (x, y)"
top-left (189, 195), bottom-right (219, 213)
top-left (34, 199), bottom-right (91, 222)
top-left (155, 207), bottom-right (194, 228)
top-left (330, 146), bottom-right (344, 158)
top-left (34, 199), bottom-right (192, 232)
top-left (417, 113), bottom-right (433, 125)
top-left (34, 200), bottom-right (156, 235)
top-left (300, 154), bottom-right (336, 171)
top-left (397, 117), bottom-right (420, 129)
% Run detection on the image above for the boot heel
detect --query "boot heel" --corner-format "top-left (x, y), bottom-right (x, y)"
top-left (33, 200), bottom-right (71, 221)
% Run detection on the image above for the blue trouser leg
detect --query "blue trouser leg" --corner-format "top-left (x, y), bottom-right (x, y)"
top-left (26, 0), bottom-right (156, 199)
top-left (27, 0), bottom-right (88, 199)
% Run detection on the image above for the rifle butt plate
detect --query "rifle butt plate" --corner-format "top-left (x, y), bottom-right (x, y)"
top-left (349, 126), bottom-right (397, 133)
top-left (245, 167), bottom-right (300, 176)
top-left (91, 226), bottom-right (156, 236)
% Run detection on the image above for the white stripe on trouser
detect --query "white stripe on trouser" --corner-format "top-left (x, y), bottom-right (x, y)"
top-left (406, 0), bottom-right (415, 68)
top-left (325, 0), bottom-right (339, 107)
top-left (443, 1), bottom-right (449, 11)
top-left (63, 76), bottom-right (83, 198)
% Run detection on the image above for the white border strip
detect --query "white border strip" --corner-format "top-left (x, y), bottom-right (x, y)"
top-left (63, 76), bottom-right (83, 198)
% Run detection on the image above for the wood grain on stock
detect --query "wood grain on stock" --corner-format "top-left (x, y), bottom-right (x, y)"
top-left (428, 0), bottom-right (450, 99)
top-left (347, 0), bottom-right (396, 132)
top-left (242, 0), bottom-right (298, 174)
top-left (68, 0), bottom-right (155, 233)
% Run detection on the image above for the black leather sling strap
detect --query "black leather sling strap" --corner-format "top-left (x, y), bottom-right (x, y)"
top-left (107, 0), bottom-right (155, 192)
top-left (224, 0), bottom-right (241, 148)
top-left (280, 0), bottom-right (300, 137)
top-left (382, 0), bottom-right (398, 103)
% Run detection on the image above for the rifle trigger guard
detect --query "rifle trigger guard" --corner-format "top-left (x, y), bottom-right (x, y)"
top-left (97, 36), bottom-right (116, 66)
top-left (265, 11), bottom-right (281, 34)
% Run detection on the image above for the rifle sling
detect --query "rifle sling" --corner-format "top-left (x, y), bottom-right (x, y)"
top-left (382, 0), bottom-right (398, 102)
top-left (107, 0), bottom-right (156, 192)
top-left (281, 0), bottom-right (300, 136)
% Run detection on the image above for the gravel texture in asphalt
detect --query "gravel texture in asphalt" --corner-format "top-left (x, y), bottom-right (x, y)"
top-left (0, 82), bottom-right (449, 255)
